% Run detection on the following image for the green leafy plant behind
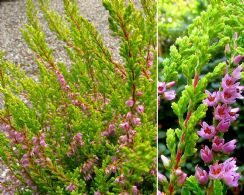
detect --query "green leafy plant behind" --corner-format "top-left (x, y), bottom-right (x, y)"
top-left (0, 0), bottom-right (157, 194)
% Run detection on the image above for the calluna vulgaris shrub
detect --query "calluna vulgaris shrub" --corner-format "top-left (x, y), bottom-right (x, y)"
top-left (0, 0), bottom-right (157, 194)
top-left (158, 0), bottom-right (243, 194)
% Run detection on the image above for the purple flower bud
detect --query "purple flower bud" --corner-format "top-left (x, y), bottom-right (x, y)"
top-left (125, 99), bottom-right (134, 107)
top-left (209, 162), bottom-right (224, 179)
top-left (137, 91), bottom-right (143, 96)
top-left (175, 169), bottom-right (187, 185)
top-left (132, 186), bottom-right (139, 195)
top-left (195, 166), bottom-right (208, 185)
top-left (166, 81), bottom-right (176, 88)
top-left (163, 90), bottom-right (176, 100)
top-left (225, 44), bottom-right (230, 54)
top-left (126, 112), bottom-right (132, 119)
top-left (158, 82), bottom-right (166, 94)
top-left (132, 118), bottom-right (141, 126)
top-left (232, 65), bottom-right (242, 80)
top-left (66, 183), bottom-right (76, 192)
top-left (233, 55), bottom-right (243, 65)
top-left (200, 146), bottom-right (213, 163)
top-left (158, 172), bottom-right (167, 182)
top-left (203, 90), bottom-right (219, 107)
top-left (222, 139), bottom-right (237, 154)
top-left (197, 122), bottom-right (216, 139)
top-left (212, 136), bottom-right (225, 152)
top-left (216, 117), bottom-right (231, 132)
top-left (136, 105), bottom-right (144, 114)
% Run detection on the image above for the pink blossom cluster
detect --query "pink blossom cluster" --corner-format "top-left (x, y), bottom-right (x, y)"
top-left (66, 182), bottom-right (76, 192)
top-left (80, 156), bottom-right (98, 181)
top-left (1, 124), bottom-right (25, 145)
top-left (145, 50), bottom-right (154, 68)
top-left (118, 98), bottom-right (144, 146)
top-left (101, 124), bottom-right (116, 137)
top-left (55, 69), bottom-right (86, 109)
top-left (158, 81), bottom-right (176, 106)
top-left (195, 65), bottom-right (243, 187)
top-left (105, 156), bottom-right (118, 175)
top-left (67, 133), bottom-right (84, 157)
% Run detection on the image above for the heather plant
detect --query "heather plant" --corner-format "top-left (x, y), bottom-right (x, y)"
top-left (158, 0), bottom-right (243, 194)
top-left (0, 0), bottom-right (157, 194)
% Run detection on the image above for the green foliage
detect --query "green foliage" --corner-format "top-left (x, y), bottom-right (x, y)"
top-left (213, 180), bottom-right (223, 195)
top-left (0, 0), bottom-right (156, 194)
top-left (182, 176), bottom-right (204, 195)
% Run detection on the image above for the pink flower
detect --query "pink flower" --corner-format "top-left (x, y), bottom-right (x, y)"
top-left (136, 105), bottom-right (144, 114)
top-left (229, 108), bottom-right (240, 121)
top-left (125, 99), bottom-right (134, 107)
top-left (73, 133), bottom-right (84, 147)
top-left (222, 158), bottom-right (240, 187)
top-left (214, 104), bottom-right (230, 120)
top-left (233, 55), bottom-right (243, 65)
top-left (66, 183), bottom-right (76, 192)
top-left (195, 166), bottom-right (208, 185)
top-left (163, 90), bottom-right (176, 100)
top-left (212, 136), bottom-right (225, 152)
top-left (158, 172), bottom-right (167, 182)
top-left (221, 87), bottom-right (243, 104)
top-left (20, 154), bottom-right (30, 168)
top-left (132, 118), bottom-right (141, 126)
top-left (132, 186), bottom-right (139, 195)
top-left (223, 172), bottom-right (240, 187)
top-left (200, 146), bottom-right (213, 163)
top-left (158, 82), bottom-right (166, 94)
top-left (119, 122), bottom-right (130, 131)
top-left (216, 118), bottom-right (231, 132)
top-left (197, 122), bottom-right (216, 139)
top-left (203, 90), bottom-right (219, 106)
top-left (209, 162), bottom-right (224, 179)
top-left (94, 191), bottom-right (101, 195)
top-left (222, 139), bottom-right (237, 154)
top-left (175, 169), bottom-right (187, 185)
top-left (126, 112), bottom-right (132, 119)
top-left (137, 91), bottom-right (143, 96)
top-left (221, 75), bottom-right (239, 89)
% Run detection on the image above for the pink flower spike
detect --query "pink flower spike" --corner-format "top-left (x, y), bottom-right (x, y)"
top-left (209, 162), bottom-right (224, 179)
top-left (195, 166), bottom-right (208, 185)
top-left (175, 169), bottom-right (187, 185)
top-left (158, 82), bottom-right (166, 94)
top-left (222, 139), bottom-right (237, 154)
top-left (200, 146), bottom-right (213, 163)
top-left (231, 65), bottom-right (242, 80)
top-left (233, 55), bottom-right (243, 65)
top-left (197, 122), bottom-right (216, 139)
top-left (132, 118), bottom-right (141, 126)
top-left (216, 118), bottom-right (231, 132)
top-left (136, 105), bottom-right (144, 114)
top-left (212, 136), bottom-right (225, 152)
top-left (203, 90), bottom-right (219, 107)
top-left (125, 99), bottom-right (134, 107)
top-left (119, 122), bottom-right (130, 131)
top-left (164, 90), bottom-right (176, 100)
top-left (214, 104), bottom-right (230, 120)
top-left (126, 112), bottom-right (132, 119)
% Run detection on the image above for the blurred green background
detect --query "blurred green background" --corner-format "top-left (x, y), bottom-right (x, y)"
top-left (158, 0), bottom-right (244, 194)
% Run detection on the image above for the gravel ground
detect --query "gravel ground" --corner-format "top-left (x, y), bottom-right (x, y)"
top-left (0, 0), bottom-right (126, 189)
